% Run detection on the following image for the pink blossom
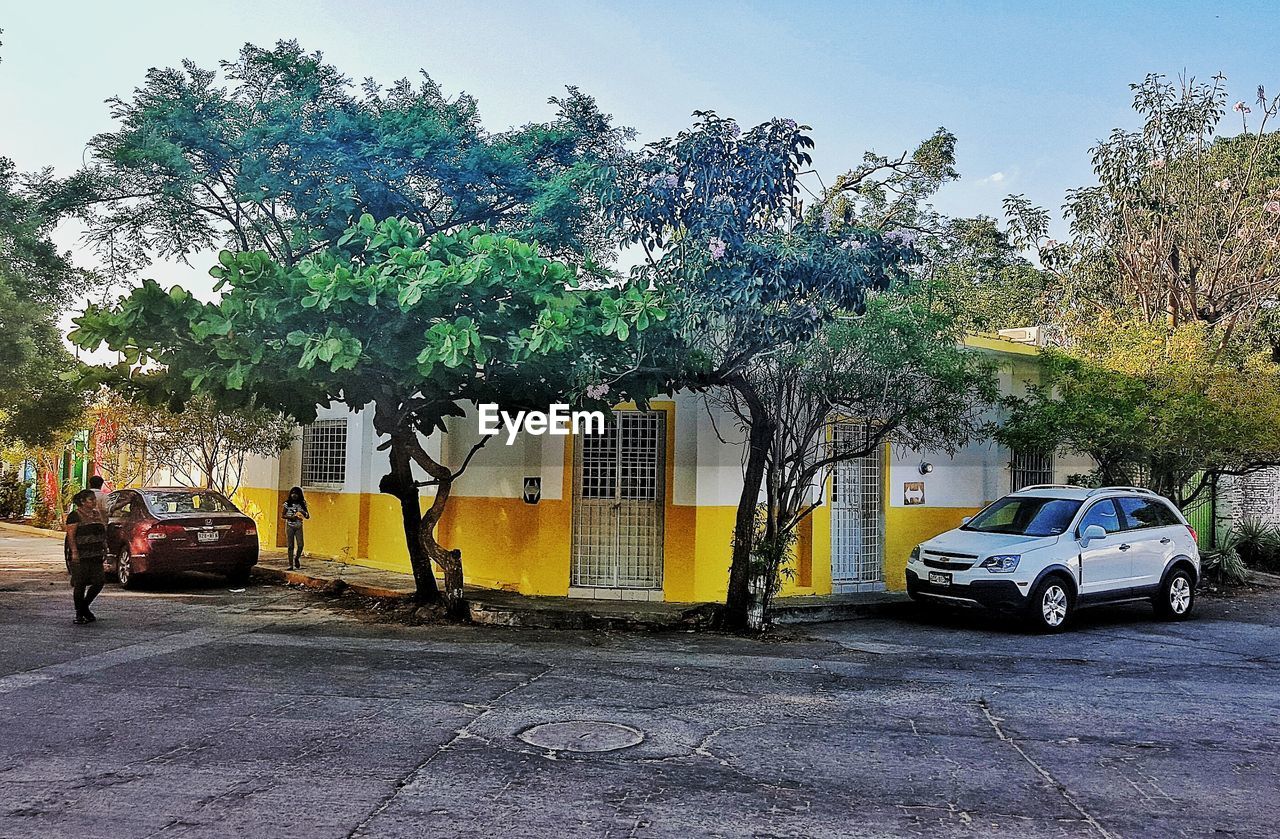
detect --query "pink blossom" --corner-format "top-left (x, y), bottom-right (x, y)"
top-left (1234, 101), bottom-right (1252, 114)
top-left (586, 383), bottom-right (610, 400)
top-left (1215, 178), bottom-right (1232, 191)
top-left (1265, 200), bottom-right (1280, 216)
top-left (709, 237), bottom-right (727, 260)
top-left (1148, 158), bottom-right (1166, 170)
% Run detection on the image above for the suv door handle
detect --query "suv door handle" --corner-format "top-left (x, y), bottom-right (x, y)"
top-left (1160, 537), bottom-right (1172, 544)
top-left (1118, 544), bottom-right (1131, 551)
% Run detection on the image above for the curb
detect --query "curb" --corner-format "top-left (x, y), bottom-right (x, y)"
top-left (0, 521), bottom-right (63, 540)
top-left (772, 595), bottom-right (913, 625)
top-left (253, 565), bottom-right (413, 601)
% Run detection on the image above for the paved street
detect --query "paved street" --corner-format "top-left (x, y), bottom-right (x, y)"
top-left (2, 530), bottom-right (1278, 838)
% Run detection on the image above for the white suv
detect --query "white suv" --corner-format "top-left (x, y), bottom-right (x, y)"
top-left (905, 485), bottom-right (1200, 632)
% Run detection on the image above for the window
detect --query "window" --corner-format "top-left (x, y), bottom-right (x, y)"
top-left (963, 497), bottom-right (1082, 537)
top-left (141, 490), bottom-right (239, 515)
top-left (1116, 497), bottom-right (1180, 530)
top-left (1078, 499), bottom-right (1122, 534)
top-left (1010, 448), bottom-right (1055, 492)
top-left (302, 420), bottom-right (347, 487)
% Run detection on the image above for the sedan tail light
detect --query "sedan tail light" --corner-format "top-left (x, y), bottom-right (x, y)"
top-left (145, 522), bottom-right (185, 541)
top-left (245, 527), bottom-right (257, 536)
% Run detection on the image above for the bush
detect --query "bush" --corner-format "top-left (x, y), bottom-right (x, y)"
top-left (0, 471), bottom-right (28, 519)
top-left (1231, 517), bottom-right (1280, 573)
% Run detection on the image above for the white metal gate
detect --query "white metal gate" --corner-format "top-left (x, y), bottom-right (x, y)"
top-left (571, 411), bottom-right (665, 589)
top-left (830, 423), bottom-right (885, 592)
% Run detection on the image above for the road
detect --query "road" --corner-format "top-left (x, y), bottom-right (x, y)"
top-left (2, 529), bottom-right (1277, 838)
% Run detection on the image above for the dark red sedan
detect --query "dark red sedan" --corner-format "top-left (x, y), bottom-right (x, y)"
top-left (104, 487), bottom-right (259, 588)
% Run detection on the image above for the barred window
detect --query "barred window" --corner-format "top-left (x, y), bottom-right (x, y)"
top-left (302, 420), bottom-right (347, 487)
top-left (1010, 448), bottom-right (1055, 492)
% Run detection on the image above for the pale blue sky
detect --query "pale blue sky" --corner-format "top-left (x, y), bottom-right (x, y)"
top-left (3, 0), bottom-right (1278, 293)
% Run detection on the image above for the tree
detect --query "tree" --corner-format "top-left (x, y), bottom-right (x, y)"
top-left (613, 112), bottom-right (929, 630)
top-left (89, 391), bottom-right (295, 495)
top-left (72, 216), bottom-right (668, 614)
top-left (715, 284), bottom-right (997, 626)
top-left (55, 40), bottom-right (630, 276)
top-left (0, 156), bottom-right (90, 447)
top-left (1005, 74), bottom-right (1280, 345)
top-left (996, 315), bottom-right (1280, 507)
top-left (929, 217), bottom-right (1056, 333)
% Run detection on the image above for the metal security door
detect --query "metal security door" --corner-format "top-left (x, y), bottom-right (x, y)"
top-left (571, 411), bottom-right (665, 589)
top-left (830, 423), bottom-right (885, 592)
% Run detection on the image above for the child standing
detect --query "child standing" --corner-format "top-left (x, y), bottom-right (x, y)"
top-left (282, 486), bottom-right (310, 570)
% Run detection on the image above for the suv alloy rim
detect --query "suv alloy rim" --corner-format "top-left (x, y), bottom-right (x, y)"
top-left (1042, 584), bottom-right (1068, 626)
top-left (1170, 575), bottom-right (1191, 614)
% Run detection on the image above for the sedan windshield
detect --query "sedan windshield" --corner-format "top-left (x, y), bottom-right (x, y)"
top-left (962, 496), bottom-right (1082, 537)
top-left (142, 490), bottom-right (239, 515)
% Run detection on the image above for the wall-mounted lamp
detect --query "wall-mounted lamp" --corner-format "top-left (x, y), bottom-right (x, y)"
top-left (918, 461), bottom-right (934, 475)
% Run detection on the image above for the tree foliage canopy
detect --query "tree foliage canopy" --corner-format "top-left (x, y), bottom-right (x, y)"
top-left (996, 315), bottom-right (1280, 505)
top-left (56, 40), bottom-right (632, 273)
top-left (0, 157), bottom-right (89, 447)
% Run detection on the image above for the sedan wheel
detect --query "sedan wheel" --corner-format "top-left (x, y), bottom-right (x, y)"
top-left (117, 548), bottom-right (138, 589)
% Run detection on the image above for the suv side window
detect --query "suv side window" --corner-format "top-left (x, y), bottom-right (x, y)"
top-left (1077, 499), bottom-right (1122, 534)
top-left (1116, 497), bottom-right (1180, 530)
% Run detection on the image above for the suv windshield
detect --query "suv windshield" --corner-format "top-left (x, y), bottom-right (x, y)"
top-left (142, 490), bottom-right (239, 515)
top-left (962, 496), bottom-right (1083, 537)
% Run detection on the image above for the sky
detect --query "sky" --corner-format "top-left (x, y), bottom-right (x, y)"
top-left (2, 0), bottom-right (1279, 304)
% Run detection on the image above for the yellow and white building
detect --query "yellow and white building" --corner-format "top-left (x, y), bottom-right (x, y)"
top-left (237, 334), bottom-right (1088, 602)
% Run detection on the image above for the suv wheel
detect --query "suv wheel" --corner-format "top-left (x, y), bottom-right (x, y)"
top-left (1028, 576), bottom-right (1073, 632)
top-left (1155, 568), bottom-right (1195, 620)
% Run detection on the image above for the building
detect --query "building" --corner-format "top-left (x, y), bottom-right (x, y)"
top-left (236, 335), bottom-right (1090, 601)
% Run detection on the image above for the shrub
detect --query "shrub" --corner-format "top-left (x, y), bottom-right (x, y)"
top-left (1232, 517), bottom-right (1280, 572)
top-left (0, 471), bottom-right (28, 519)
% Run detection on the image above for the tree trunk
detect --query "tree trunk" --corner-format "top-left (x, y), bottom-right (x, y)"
top-left (723, 378), bottom-right (773, 632)
top-left (420, 474), bottom-right (467, 619)
top-left (380, 435), bottom-right (441, 603)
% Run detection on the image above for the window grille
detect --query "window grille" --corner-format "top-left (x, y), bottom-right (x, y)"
top-left (1011, 448), bottom-right (1054, 492)
top-left (302, 420), bottom-right (347, 487)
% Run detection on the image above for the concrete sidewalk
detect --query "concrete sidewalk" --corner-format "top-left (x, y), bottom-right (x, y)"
top-left (254, 547), bottom-right (912, 628)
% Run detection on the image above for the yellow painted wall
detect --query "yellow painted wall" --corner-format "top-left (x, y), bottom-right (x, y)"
top-left (883, 505), bottom-right (980, 590)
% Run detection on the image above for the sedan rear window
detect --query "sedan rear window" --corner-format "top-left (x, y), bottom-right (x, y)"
top-left (141, 491), bottom-right (239, 515)
top-left (963, 497), bottom-right (1083, 537)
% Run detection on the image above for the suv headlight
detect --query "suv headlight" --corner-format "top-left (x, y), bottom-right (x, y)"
top-left (979, 554), bottom-right (1020, 573)
top-left (909, 546), bottom-right (921, 563)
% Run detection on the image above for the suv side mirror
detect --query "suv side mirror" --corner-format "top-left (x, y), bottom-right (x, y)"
top-left (1080, 524), bottom-right (1107, 546)
top-left (961, 516), bottom-right (972, 525)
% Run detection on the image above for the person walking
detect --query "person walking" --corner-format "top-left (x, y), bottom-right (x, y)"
top-left (88, 475), bottom-right (110, 524)
top-left (65, 489), bottom-right (107, 625)
top-left (282, 486), bottom-right (310, 570)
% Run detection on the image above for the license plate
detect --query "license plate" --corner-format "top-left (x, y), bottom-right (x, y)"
top-left (928, 571), bottom-right (952, 586)
top-left (197, 530), bottom-right (219, 543)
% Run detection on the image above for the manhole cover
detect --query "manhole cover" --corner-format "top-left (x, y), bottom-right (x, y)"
top-left (518, 720), bottom-right (644, 753)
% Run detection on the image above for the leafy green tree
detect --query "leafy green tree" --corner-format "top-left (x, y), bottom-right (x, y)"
top-left (716, 284), bottom-right (997, 626)
top-left (72, 216), bottom-right (667, 612)
top-left (613, 112), bottom-right (926, 630)
top-left (996, 316), bottom-right (1280, 506)
top-left (0, 157), bottom-right (90, 446)
top-left (929, 217), bottom-right (1056, 333)
top-left (55, 40), bottom-right (631, 274)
